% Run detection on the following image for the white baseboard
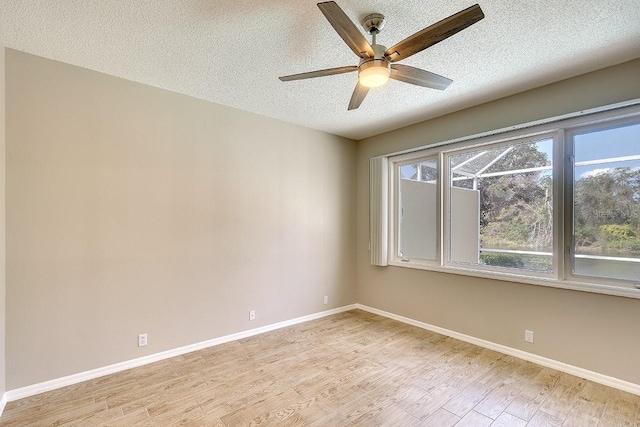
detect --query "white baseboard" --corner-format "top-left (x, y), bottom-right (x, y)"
top-left (0, 392), bottom-right (7, 418)
top-left (7, 302), bottom-right (638, 404)
top-left (356, 303), bottom-right (640, 396)
top-left (6, 304), bottom-right (358, 402)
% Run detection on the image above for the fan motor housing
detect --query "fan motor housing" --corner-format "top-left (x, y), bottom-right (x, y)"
top-left (369, 44), bottom-right (387, 59)
top-left (359, 59), bottom-right (390, 73)
top-left (358, 45), bottom-right (390, 84)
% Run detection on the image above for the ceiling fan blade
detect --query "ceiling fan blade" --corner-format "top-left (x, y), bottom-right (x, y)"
top-left (384, 4), bottom-right (484, 62)
top-left (390, 64), bottom-right (452, 90)
top-left (279, 65), bottom-right (358, 81)
top-left (317, 1), bottom-right (375, 59)
top-left (348, 82), bottom-right (369, 110)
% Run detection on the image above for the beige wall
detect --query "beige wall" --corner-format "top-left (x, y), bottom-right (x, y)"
top-left (5, 49), bottom-right (357, 389)
top-left (1, 46), bottom-right (6, 399)
top-left (356, 59), bottom-right (640, 385)
top-left (4, 44), bottom-right (640, 393)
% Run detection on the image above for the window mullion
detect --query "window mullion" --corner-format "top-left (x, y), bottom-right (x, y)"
top-left (439, 151), bottom-right (447, 267)
top-left (562, 132), bottom-right (574, 281)
top-left (552, 131), bottom-right (565, 280)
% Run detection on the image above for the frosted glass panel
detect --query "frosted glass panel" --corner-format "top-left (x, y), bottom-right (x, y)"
top-left (398, 159), bottom-right (437, 261)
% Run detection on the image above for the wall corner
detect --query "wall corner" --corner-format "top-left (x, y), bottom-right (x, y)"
top-left (0, 44), bottom-right (7, 416)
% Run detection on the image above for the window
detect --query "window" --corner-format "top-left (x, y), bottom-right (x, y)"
top-left (569, 121), bottom-right (640, 283)
top-left (446, 137), bottom-right (554, 275)
top-left (396, 156), bottom-right (438, 262)
top-left (380, 103), bottom-right (640, 297)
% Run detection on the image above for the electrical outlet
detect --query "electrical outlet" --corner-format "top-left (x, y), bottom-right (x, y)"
top-left (323, 296), bottom-right (328, 305)
top-left (525, 330), bottom-right (534, 343)
top-left (138, 333), bottom-right (148, 347)
top-left (249, 310), bottom-right (256, 321)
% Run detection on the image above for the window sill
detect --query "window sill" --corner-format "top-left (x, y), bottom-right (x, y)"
top-left (387, 259), bottom-right (640, 300)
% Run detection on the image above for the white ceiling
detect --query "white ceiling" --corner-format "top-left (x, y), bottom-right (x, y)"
top-left (2, 1), bottom-right (640, 140)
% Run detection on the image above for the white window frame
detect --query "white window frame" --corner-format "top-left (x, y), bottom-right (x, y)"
top-left (379, 100), bottom-right (640, 299)
top-left (441, 132), bottom-right (560, 280)
top-left (564, 116), bottom-right (640, 289)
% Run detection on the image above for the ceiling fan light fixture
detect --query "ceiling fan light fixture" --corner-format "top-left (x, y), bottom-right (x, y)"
top-left (279, 2), bottom-right (485, 109)
top-left (358, 60), bottom-right (390, 88)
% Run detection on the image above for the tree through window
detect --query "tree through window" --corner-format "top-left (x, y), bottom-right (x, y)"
top-left (572, 122), bottom-right (640, 282)
top-left (448, 138), bottom-right (554, 272)
top-left (384, 104), bottom-right (640, 294)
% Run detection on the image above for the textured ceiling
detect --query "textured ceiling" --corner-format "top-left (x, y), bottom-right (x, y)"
top-left (2, 1), bottom-right (640, 140)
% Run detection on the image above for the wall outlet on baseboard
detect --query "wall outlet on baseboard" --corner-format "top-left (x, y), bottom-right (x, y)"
top-left (323, 296), bottom-right (328, 305)
top-left (138, 333), bottom-right (148, 347)
top-left (525, 330), bottom-right (534, 343)
top-left (249, 310), bottom-right (256, 321)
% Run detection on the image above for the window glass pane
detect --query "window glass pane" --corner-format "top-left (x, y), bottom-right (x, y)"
top-left (572, 122), bottom-right (640, 282)
top-left (449, 139), bottom-right (554, 272)
top-left (398, 158), bottom-right (437, 261)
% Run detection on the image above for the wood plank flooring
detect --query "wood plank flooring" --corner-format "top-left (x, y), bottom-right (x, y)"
top-left (1, 309), bottom-right (638, 426)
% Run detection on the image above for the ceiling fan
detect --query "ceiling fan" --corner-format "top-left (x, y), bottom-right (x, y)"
top-left (279, 1), bottom-right (484, 110)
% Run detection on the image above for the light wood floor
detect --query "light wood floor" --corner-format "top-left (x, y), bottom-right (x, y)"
top-left (1, 310), bottom-right (639, 426)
